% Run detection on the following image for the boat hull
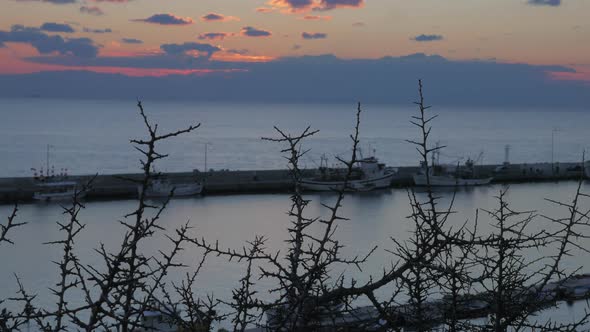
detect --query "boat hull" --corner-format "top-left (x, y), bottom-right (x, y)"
top-left (300, 173), bottom-right (394, 192)
top-left (32, 180), bottom-right (86, 201)
top-left (33, 190), bottom-right (86, 201)
top-left (142, 183), bottom-right (203, 198)
top-left (413, 174), bottom-right (493, 187)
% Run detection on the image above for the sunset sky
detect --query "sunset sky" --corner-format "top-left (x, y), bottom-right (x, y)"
top-left (0, 0), bottom-right (589, 104)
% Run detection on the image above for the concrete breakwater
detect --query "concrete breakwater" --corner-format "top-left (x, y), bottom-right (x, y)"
top-left (0, 161), bottom-right (586, 203)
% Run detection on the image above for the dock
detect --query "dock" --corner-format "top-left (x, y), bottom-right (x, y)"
top-left (0, 161), bottom-right (587, 203)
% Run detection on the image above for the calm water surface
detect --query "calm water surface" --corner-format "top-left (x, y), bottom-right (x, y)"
top-left (0, 98), bottom-right (588, 177)
top-left (0, 181), bottom-right (589, 327)
top-left (0, 99), bottom-right (589, 328)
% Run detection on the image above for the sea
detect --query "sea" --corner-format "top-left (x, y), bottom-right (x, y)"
top-left (0, 98), bottom-right (589, 329)
top-left (0, 98), bottom-right (588, 177)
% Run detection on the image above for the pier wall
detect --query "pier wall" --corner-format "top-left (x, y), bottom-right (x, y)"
top-left (0, 162), bottom-right (587, 203)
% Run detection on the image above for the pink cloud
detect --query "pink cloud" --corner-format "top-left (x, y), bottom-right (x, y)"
top-left (268, 0), bottom-right (313, 13)
top-left (256, 7), bottom-right (275, 13)
top-left (300, 15), bottom-right (332, 20)
top-left (72, 67), bottom-right (247, 77)
top-left (549, 68), bottom-right (590, 82)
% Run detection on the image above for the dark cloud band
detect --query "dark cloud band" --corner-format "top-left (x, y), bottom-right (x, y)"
top-left (241, 26), bottom-right (272, 37)
top-left (528, 0), bottom-right (561, 6)
top-left (40, 22), bottom-right (75, 33)
top-left (132, 14), bottom-right (193, 25)
top-left (411, 34), bottom-right (443, 42)
top-left (0, 25), bottom-right (99, 57)
top-left (302, 32), bottom-right (327, 39)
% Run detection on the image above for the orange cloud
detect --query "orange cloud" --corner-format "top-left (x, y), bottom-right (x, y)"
top-left (0, 57), bottom-right (247, 76)
top-left (299, 15), bottom-right (332, 20)
top-left (79, 67), bottom-right (247, 77)
top-left (267, 0), bottom-right (314, 14)
top-left (212, 52), bottom-right (275, 63)
top-left (256, 7), bottom-right (275, 13)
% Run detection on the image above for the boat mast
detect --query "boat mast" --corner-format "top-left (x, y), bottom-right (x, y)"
top-left (46, 144), bottom-right (50, 177)
top-left (203, 142), bottom-right (211, 182)
top-left (431, 141), bottom-right (440, 167)
top-left (436, 142), bottom-right (440, 166)
top-left (551, 127), bottom-right (559, 174)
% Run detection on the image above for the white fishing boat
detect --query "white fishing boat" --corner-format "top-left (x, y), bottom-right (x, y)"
top-left (413, 150), bottom-right (492, 187)
top-left (413, 172), bottom-right (493, 187)
top-left (133, 303), bottom-right (214, 332)
top-left (140, 178), bottom-right (203, 198)
top-left (33, 180), bottom-right (85, 201)
top-left (135, 310), bottom-right (178, 332)
top-left (31, 145), bottom-right (84, 201)
top-left (300, 155), bottom-right (396, 192)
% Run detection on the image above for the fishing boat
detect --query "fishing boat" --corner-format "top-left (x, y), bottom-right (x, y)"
top-left (133, 302), bottom-right (214, 332)
top-left (413, 149), bottom-right (492, 187)
top-left (33, 180), bottom-right (85, 201)
top-left (300, 155), bottom-right (396, 192)
top-left (135, 310), bottom-right (177, 332)
top-left (140, 178), bottom-right (203, 198)
top-left (413, 168), bottom-right (493, 186)
top-left (31, 145), bottom-right (84, 201)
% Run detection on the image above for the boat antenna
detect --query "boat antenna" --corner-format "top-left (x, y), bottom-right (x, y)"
top-left (203, 142), bottom-right (212, 183)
